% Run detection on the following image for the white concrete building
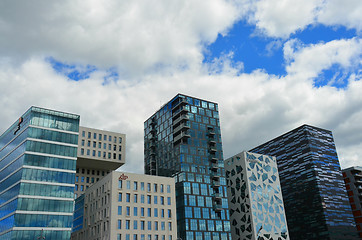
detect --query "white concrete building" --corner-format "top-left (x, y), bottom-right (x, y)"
top-left (225, 151), bottom-right (289, 240)
top-left (75, 126), bottom-right (126, 197)
top-left (71, 171), bottom-right (177, 240)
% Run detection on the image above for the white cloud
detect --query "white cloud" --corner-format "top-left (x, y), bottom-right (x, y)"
top-left (0, 0), bottom-right (239, 75)
top-left (242, 0), bottom-right (362, 38)
top-left (317, 0), bottom-right (362, 32)
top-left (0, 0), bottom-right (361, 174)
top-left (284, 38), bottom-right (362, 80)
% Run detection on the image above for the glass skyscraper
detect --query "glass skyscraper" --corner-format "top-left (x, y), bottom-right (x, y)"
top-left (250, 124), bottom-right (358, 240)
top-left (144, 94), bottom-right (231, 240)
top-left (0, 106), bottom-right (79, 240)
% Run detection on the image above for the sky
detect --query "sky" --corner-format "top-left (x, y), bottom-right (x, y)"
top-left (0, 0), bottom-right (361, 173)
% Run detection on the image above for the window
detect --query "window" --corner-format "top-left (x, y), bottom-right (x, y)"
top-left (141, 207), bottom-right (145, 217)
top-left (82, 131), bottom-right (85, 137)
top-left (134, 194), bottom-right (138, 203)
top-left (134, 220), bottom-right (138, 230)
top-left (81, 177), bottom-right (84, 182)
top-left (87, 141), bottom-right (91, 147)
top-left (141, 194), bottom-right (145, 203)
top-left (161, 209), bottom-right (164, 218)
top-left (127, 181), bottom-right (131, 189)
top-left (168, 209), bottom-right (172, 218)
top-left (148, 208), bottom-right (151, 217)
top-left (148, 221), bottom-right (152, 230)
top-left (119, 137), bottom-right (122, 143)
top-left (93, 141), bottom-right (96, 147)
top-left (141, 182), bottom-right (145, 191)
top-left (126, 193), bottom-right (130, 202)
top-left (99, 134), bottom-right (102, 140)
top-left (118, 220), bottom-right (122, 229)
top-left (80, 185), bottom-right (84, 191)
top-left (125, 207), bottom-right (131, 218)
top-left (119, 145), bottom-right (122, 151)
top-left (109, 135), bottom-right (112, 141)
top-left (81, 148), bottom-right (84, 155)
top-left (126, 220), bottom-right (130, 229)
top-left (147, 183), bottom-right (151, 192)
top-left (103, 143), bottom-right (106, 149)
top-left (98, 142), bottom-right (101, 148)
top-left (118, 180), bottom-right (123, 189)
top-left (118, 193), bottom-right (122, 201)
top-left (160, 184), bottom-right (164, 193)
top-left (154, 184), bottom-right (158, 192)
top-left (167, 197), bottom-right (171, 205)
top-left (134, 207), bottom-right (138, 216)
top-left (154, 196), bottom-right (158, 204)
top-left (168, 222), bottom-right (172, 230)
top-left (147, 195), bottom-right (151, 204)
top-left (154, 221), bottom-right (158, 231)
top-left (118, 206), bottom-right (122, 215)
top-left (161, 222), bottom-right (165, 230)
top-left (88, 132), bottom-right (91, 138)
top-left (93, 133), bottom-right (97, 139)
top-left (167, 185), bottom-right (171, 193)
top-left (154, 208), bottom-right (158, 217)
top-left (160, 197), bottom-right (164, 205)
top-left (141, 221), bottom-right (145, 230)
top-left (92, 150), bottom-right (96, 156)
top-left (134, 181), bottom-right (138, 190)
top-left (81, 140), bottom-right (85, 146)
top-left (104, 134), bottom-right (107, 141)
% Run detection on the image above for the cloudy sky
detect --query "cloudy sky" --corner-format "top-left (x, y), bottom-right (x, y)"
top-left (1, 0), bottom-right (361, 173)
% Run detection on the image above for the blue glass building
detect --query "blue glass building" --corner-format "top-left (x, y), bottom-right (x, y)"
top-left (250, 125), bottom-right (358, 240)
top-left (144, 94), bottom-right (231, 240)
top-left (0, 107), bottom-right (79, 240)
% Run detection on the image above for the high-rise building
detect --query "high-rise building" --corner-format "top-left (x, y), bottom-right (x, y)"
top-left (250, 124), bottom-right (358, 240)
top-left (225, 151), bottom-right (289, 240)
top-left (71, 171), bottom-right (177, 240)
top-left (144, 94), bottom-right (231, 240)
top-left (342, 166), bottom-right (362, 238)
top-left (75, 126), bottom-right (126, 197)
top-left (0, 106), bottom-right (80, 240)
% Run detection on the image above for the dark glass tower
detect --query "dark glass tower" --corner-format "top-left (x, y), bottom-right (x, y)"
top-left (250, 124), bottom-right (358, 240)
top-left (0, 107), bottom-right (79, 240)
top-left (144, 94), bottom-right (231, 240)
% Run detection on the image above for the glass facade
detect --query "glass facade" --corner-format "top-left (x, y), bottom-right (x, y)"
top-left (250, 125), bottom-right (358, 240)
top-left (0, 106), bottom-right (79, 240)
top-left (144, 94), bottom-right (231, 240)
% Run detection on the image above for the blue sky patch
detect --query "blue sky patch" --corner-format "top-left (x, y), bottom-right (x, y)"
top-left (46, 57), bottom-right (97, 81)
top-left (203, 20), bottom-right (358, 86)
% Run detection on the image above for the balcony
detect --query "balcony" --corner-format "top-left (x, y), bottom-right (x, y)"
top-left (213, 204), bottom-right (222, 212)
top-left (172, 98), bottom-right (187, 110)
top-left (149, 142), bottom-right (157, 149)
top-left (209, 157), bottom-right (218, 163)
top-left (210, 172), bottom-right (220, 181)
top-left (212, 192), bottom-right (222, 200)
top-left (212, 181), bottom-right (220, 188)
top-left (174, 131), bottom-right (191, 143)
top-left (210, 164), bottom-right (219, 172)
top-left (173, 114), bottom-right (189, 126)
top-left (207, 131), bottom-right (216, 137)
top-left (208, 139), bottom-right (216, 145)
top-left (173, 122), bottom-right (190, 135)
top-left (172, 105), bottom-right (189, 119)
top-left (208, 147), bottom-right (217, 154)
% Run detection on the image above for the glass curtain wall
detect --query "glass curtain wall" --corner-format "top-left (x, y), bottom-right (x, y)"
top-left (0, 107), bottom-right (79, 240)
